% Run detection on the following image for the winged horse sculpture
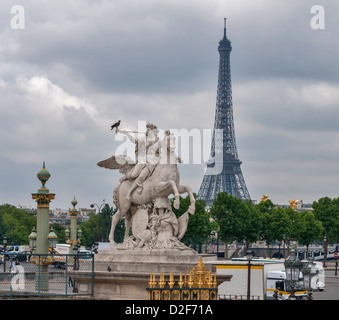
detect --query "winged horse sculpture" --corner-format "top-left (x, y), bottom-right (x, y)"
top-left (97, 132), bottom-right (196, 244)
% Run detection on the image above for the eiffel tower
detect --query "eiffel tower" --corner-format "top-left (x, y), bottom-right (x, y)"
top-left (197, 19), bottom-right (251, 206)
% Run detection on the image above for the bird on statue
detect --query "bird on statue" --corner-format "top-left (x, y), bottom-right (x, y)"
top-left (111, 120), bottom-right (121, 133)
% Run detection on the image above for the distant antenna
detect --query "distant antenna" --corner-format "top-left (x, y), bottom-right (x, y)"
top-left (224, 18), bottom-right (226, 37)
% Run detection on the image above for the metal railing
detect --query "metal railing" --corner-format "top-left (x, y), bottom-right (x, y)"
top-left (0, 253), bottom-right (94, 298)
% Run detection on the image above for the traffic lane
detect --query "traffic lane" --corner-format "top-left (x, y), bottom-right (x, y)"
top-left (312, 270), bottom-right (339, 300)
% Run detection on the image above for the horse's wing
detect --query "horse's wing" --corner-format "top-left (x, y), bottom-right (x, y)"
top-left (97, 155), bottom-right (135, 170)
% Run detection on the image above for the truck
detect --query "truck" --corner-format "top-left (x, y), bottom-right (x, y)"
top-left (216, 259), bottom-right (308, 300)
top-left (54, 244), bottom-right (93, 268)
top-left (54, 244), bottom-right (71, 268)
top-left (6, 245), bottom-right (30, 254)
top-left (266, 270), bottom-right (307, 299)
top-left (4, 245), bottom-right (31, 262)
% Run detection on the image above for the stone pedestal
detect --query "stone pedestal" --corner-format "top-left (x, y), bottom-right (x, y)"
top-left (95, 247), bottom-right (199, 272)
top-left (76, 247), bottom-right (231, 299)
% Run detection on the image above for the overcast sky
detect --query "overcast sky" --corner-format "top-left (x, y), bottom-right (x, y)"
top-left (1, 0), bottom-right (339, 210)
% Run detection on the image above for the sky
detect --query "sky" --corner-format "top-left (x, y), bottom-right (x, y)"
top-left (1, 0), bottom-right (339, 210)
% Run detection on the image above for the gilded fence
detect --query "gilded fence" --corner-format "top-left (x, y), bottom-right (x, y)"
top-left (147, 257), bottom-right (218, 300)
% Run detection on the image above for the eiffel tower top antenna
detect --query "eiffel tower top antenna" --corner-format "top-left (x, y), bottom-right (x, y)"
top-left (224, 18), bottom-right (226, 37)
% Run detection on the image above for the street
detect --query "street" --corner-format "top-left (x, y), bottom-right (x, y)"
top-left (312, 270), bottom-right (339, 300)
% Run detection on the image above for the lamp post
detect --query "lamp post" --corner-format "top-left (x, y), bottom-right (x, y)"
top-left (247, 248), bottom-right (253, 300)
top-left (323, 235), bottom-right (327, 268)
top-left (284, 247), bottom-right (302, 299)
top-left (90, 200), bottom-right (109, 242)
top-left (29, 227), bottom-right (37, 252)
top-left (67, 197), bottom-right (80, 253)
top-left (31, 161), bottom-right (55, 292)
top-left (302, 260), bottom-right (317, 300)
top-left (73, 243), bottom-right (80, 271)
top-left (3, 237), bottom-right (7, 272)
top-left (77, 228), bottom-right (82, 243)
top-left (47, 228), bottom-right (58, 251)
top-left (283, 234), bottom-right (286, 258)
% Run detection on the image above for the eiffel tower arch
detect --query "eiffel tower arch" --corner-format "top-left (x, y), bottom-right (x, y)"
top-left (197, 19), bottom-right (251, 207)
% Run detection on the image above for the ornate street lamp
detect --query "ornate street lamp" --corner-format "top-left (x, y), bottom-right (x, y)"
top-left (77, 228), bottom-right (82, 242)
top-left (73, 243), bottom-right (80, 271)
top-left (67, 196), bottom-right (81, 253)
top-left (284, 247), bottom-right (302, 299)
top-left (47, 227), bottom-right (58, 250)
top-left (29, 227), bottom-right (37, 251)
top-left (302, 260), bottom-right (317, 300)
top-left (3, 237), bottom-right (7, 272)
top-left (323, 235), bottom-right (328, 268)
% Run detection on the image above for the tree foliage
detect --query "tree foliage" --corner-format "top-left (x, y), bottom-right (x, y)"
top-left (312, 197), bottom-right (339, 242)
top-left (172, 195), bottom-right (215, 253)
top-left (2, 192), bottom-right (339, 254)
top-left (0, 204), bottom-right (36, 244)
top-left (210, 192), bottom-right (261, 246)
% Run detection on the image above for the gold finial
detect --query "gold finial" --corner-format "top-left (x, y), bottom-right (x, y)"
top-left (169, 272), bottom-right (175, 289)
top-left (152, 273), bottom-right (156, 288)
top-left (178, 272), bottom-right (184, 289)
top-left (289, 199), bottom-right (298, 210)
top-left (149, 273), bottom-right (153, 288)
top-left (187, 271), bottom-right (193, 288)
top-left (159, 272), bottom-right (166, 288)
top-left (261, 194), bottom-right (268, 202)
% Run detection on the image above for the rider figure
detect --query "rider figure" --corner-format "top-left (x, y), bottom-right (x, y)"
top-left (118, 122), bottom-right (160, 200)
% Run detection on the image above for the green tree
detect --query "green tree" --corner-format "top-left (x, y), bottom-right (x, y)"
top-left (296, 211), bottom-right (323, 255)
top-left (80, 207), bottom-right (121, 247)
top-left (113, 219), bottom-right (125, 244)
top-left (257, 200), bottom-right (291, 257)
top-left (50, 222), bottom-right (66, 244)
top-left (312, 197), bottom-right (339, 265)
top-left (210, 192), bottom-right (261, 257)
top-left (284, 207), bottom-right (303, 245)
top-left (80, 212), bottom-right (99, 248)
top-left (0, 204), bottom-right (36, 244)
top-left (172, 195), bottom-right (213, 253)
top-left (313, 197), bottom-right (339, 242)
top-left (100, 205), bottom-right (114, 242)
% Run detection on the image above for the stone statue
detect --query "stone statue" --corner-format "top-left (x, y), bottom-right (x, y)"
top-left (97, 122), bottom-right (196, 250)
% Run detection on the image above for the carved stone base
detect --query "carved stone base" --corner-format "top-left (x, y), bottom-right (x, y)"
top-left (94, 246), bottom-right (199, 273)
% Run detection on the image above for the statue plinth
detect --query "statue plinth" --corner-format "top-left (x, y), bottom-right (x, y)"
top-left (88, 248), bottom-right (223, 300)
top-left (94, 246), bottom-right (199, 273)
